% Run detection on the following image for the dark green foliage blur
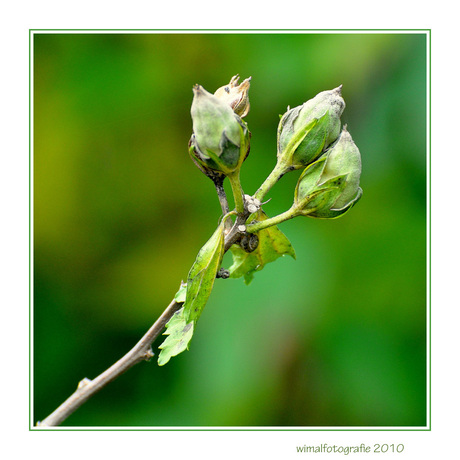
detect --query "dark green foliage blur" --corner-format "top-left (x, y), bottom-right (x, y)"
top-left (33, 32), bottom-right (427, 427)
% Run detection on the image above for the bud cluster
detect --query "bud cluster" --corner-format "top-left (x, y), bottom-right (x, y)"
top-left (189, 76), bottom-right (362, 224)
top-left (274, 86), bottom-right (362, 219)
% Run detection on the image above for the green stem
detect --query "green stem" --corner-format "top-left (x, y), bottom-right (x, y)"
top-left (254, 160), bottom-right (291, 202)
top-left (227, 170), bottom-right (245, 214)
top-left (246, 207), bottom-right (298, 233)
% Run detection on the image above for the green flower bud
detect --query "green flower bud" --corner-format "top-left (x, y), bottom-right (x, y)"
top-left (214, 74), bottom-right (251, 117)
top-left (190, 84), bottom-right (250, 175)
top-left (277, 86), bottom-right (345, 169)
top-left (294, 127), bottom-right (362, 219)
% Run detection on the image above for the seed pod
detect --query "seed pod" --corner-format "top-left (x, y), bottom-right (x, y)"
top-left (277, 86), bottom-right (345, 169)
top-left (190, 84), bottom-right (250, 175)
top-left (214, 74), bottom-right (251, 117)
top-left (294, 127), bottom-right (362, 219)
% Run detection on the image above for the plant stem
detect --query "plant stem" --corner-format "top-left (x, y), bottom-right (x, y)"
top-left (36, 225), bottom-right (248, 428)
top-left (37, 298), bottom-right (182, 427)
top-left (214, 180), bottom-right (230, 216)
top-left (212, 177), bottom-right (234, 233)
top-left (227, 169), bottom-right (245, 214)
top-left (253, 160), bottom-right (290, 202)
top-left (245, 207), bottom-right (298, 233)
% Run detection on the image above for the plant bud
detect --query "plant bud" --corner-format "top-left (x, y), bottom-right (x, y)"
top-left (214, 74), bottom-right (251, 117)
top-left (190, 84), bottom-right (250, 175)
top-left (294, 127), bottom-right (362, 219)
top-left (277, 86), bottom-right (345, 169)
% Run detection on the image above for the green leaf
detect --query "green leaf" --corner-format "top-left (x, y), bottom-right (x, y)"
top-left (294, 154), bottom-right (328, 203)
top-left (157, 307), bottom-right (194, 366)
top-left (292, 110), bottom-right (329, 167)
top-left (228, 210), bottom-right (296, 284)
top-left (183, 221), bottom-right (225, 323)
top-left (283, 117), bottom-right (318, 164)
top-left (174, 282), bottom-right (187, 303)
top-left (157, 219), bottom-right (228, 365)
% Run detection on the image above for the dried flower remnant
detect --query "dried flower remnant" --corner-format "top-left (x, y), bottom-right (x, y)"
top-left (214, 74), bottom-right (251, 117)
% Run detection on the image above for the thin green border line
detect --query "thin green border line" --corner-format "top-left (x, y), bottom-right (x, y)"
top-left (29, 29), bottom-right (431, 431)
top-left (427, 29), bottom-right (432, 432)
top-left (29, 28), bottom-right (33, 431)
top-left (29, 28), bottom-right (431, 33)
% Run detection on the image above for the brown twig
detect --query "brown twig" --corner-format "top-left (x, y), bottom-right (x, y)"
top-left (36, 298), bottom-right (182, 427)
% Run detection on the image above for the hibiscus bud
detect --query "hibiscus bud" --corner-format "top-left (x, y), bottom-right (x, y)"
top-left (277, 86), bottom-right (345, 169)
top-left (190, 84), bottom-right (250, 175)
top-left (294, 126), bottom-right (362, 219)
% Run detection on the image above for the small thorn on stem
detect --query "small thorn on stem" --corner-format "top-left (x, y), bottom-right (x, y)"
top-left (77, 378), bottom-right (92, 390)
top-left (143, 349), bottom-right (155, 361)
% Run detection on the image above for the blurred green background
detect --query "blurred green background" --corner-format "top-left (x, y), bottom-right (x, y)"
top-left (33, 32), bottom-right (427, 427)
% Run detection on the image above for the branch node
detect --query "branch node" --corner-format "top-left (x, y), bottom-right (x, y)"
top-left (77, 378), bottom-right (92, 390)
top-left (142, 349), bottom-right (155, 361)
top-left (240, 232), bottom-right (259, 253)
top-left (216, 268), bottom-right (230, 279)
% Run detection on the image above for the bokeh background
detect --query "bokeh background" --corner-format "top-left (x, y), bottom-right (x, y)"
top-left (33, 32), bottom-right (427, 427)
